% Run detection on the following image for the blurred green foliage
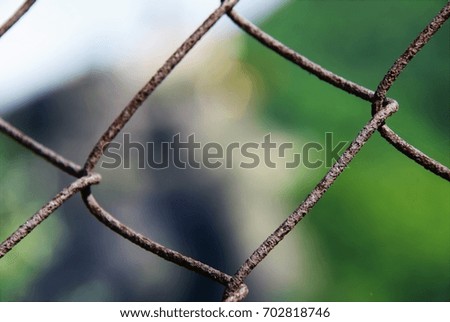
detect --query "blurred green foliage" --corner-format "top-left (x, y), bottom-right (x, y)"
top-left (240, 0), bottom-right (449, 301)
top-left (0, 137), bottom-right (62, 301)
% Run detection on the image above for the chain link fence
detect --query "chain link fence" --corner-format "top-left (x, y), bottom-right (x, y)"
top-left (1, 0), bottom-right (449, 301)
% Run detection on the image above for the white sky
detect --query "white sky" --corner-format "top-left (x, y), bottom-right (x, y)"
top-left (0, 0), bottom-right (287, 112)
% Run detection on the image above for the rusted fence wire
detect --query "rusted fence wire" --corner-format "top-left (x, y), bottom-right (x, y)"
top-left (0, 0), bottom-right (449, 302)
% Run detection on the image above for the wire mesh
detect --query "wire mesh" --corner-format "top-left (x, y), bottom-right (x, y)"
top-left (0, 0), bottom-right (449, 302)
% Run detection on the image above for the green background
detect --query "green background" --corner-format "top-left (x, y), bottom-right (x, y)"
top-left (238, 0), bottom-right (449, 300)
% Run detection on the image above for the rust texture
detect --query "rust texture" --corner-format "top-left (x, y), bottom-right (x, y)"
top-left (0, 0), bottom-right (448, 301)
top-left (0, 0), bottom-right (36, 38)
top-left (0, 173), bottom-right (101, 258)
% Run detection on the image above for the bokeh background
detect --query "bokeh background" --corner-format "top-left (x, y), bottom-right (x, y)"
top-left (0, 0), bottom-right (449, 301)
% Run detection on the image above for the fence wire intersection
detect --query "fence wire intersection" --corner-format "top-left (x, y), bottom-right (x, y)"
top-left (0, 0), bottom-right (449, 302)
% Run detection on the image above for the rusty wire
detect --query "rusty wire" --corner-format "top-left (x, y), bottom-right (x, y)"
top-left (0, 0), bottom-right (449, 302)
top-left (0, 0), bottom-right (35, 38)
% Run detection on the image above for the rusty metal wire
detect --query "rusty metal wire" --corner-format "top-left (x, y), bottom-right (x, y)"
top-left (0, 0), bottom-right (449, 302)
top-left (0, 0), bottom-right (35, 38)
